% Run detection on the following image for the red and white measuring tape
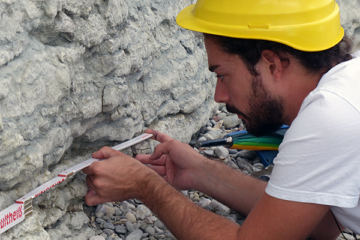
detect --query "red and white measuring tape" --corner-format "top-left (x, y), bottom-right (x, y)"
top-left (0, 133), bottom-right (153, 234)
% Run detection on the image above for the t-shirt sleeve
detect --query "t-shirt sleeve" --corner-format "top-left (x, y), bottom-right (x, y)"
top-left (266, 90), bottom-right (360, 208)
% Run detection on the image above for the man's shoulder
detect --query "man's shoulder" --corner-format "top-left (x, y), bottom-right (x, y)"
top-left (308, 56), bottom-right (360, 111)
top-left (351, 50), bottom-right (360, 58)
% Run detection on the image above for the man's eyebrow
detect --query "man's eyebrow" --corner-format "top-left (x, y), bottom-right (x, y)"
top-left (208, 65), bottom-right (220, 72)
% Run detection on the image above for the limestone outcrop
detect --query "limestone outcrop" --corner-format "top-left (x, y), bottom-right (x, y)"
top-left (0, 0), bottom-right (218, 238)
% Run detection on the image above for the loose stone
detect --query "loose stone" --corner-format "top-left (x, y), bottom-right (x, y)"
top-left (223, 115), bottom-right (242, 129)
top-left (125, 229), bottom-right (143, 240)
top-left (104, 222), bottom-right (115, 230)
top-left (125, 212), bottom-right (137, 224)
top-left (206, 130), bottom-right (223, 139)
top-left (97, 218), bottom-right (106, 223)
top-left (237, 150), bottom-right (257, 159)
top-left (236, 158), bottom-right (254, 174)
top-left (115, 225), bottom-right (127, 234)
top-left (133, 222), bottom-right (141, 229)
top-left (145, 226), bottom-right (156, 236)
top-left (217, 112), bottom-right (227, 120)
top-left (203, 149), bottom-right (215, 157)
top-left (140, 221), bottom-right (149, 230)
top-left (154, 226), bottom-right (163, 233)
top-left (228, 149), bottom-right (238, 155)
top-left (154, 219), bottom-right (164, 229)
top-left (90, 236), bottom-right (106, 240)
top-left (214, 146), bottom-right (229, 159)
top-left (136, 205), bottom-right (151, 220)
top-left (96, 205), bottom-right (107, 218)
top-left (196, 136), bottom-right (207, 146)
top-left (227, 160), bottom-right (240, 170)
top-left (103, 229), bottom-right (115, 236)
top-left (126, 220), bottom-right (135, 232)
top-left (115, 209), bottom-right (122, 216)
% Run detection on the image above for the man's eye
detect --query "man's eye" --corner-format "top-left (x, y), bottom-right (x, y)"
top-left (216, 75), bottom-right (225, 81)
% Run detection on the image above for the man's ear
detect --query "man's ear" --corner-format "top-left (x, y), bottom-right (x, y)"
top-left (261, 50), bottom-right (289, 80)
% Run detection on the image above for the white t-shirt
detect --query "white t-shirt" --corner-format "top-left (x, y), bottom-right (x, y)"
top-left (266, 53), bottom-right (360, 234)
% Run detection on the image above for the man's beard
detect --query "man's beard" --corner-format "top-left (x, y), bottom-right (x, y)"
top-left (226, 75), bottom-right (285, 137)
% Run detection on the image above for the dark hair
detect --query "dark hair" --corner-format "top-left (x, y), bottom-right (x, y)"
top-left (204, 34), bottom-right (353, 76)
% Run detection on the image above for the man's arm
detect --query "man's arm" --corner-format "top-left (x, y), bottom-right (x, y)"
top-left (191, 156), bottom-right (267, 215)
top-left (138, 173), bottom-right (337, 240)
top-left (84, 146), bottom-right (341, 240)
top-left (136, 129), bottom-right (267, 215)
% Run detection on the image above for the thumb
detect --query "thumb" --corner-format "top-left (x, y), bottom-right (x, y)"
top-left (92, 146), bottom-right (123, 160)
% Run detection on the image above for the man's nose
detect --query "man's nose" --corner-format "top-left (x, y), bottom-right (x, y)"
top-left (214, 79), bottom-right (230, 103)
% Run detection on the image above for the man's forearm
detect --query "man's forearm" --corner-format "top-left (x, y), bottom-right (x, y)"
top-left (139, 175), bottom-right (240, 240)
top-left (191, 158), bottom-right (267, 216)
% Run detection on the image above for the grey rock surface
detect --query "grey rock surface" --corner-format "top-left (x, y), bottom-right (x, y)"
top-left (337, 0), bottom-right (360, 51)
top-left (0, 0), bottom-right (218, 238)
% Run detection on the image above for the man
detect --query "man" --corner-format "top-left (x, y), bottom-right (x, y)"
top-left (83, 0), bottom-right (360, 239)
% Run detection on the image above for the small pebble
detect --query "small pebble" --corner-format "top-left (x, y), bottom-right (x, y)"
top-left (89, 236), bottom-right (106, 240)
top-left (206, 130), bottom-right (223, 139)
top-left (154, 219), bottom-right (164, 229)
top-left (237, 150), bottom-right (257, 159)
top-left (104, 222), bottom-right (115, 230)
top-left (126, 221), bottom-right (135, 232)
top-left (223, 115), bottom-right (242, 129)
top-left (228, 149), bottom-right (238, 155)
top-left (217, 112), bottom-right (227, 120)
top-left (136, 205), bottom-right (151, 220)
top-left (126, 212), bottom-right (137, 224)
top-left (125, 229), bottom-right (143, 240)
top-left (214, 146), bottom-right (229, 158)
top-left (203, 150), bottom-right (215, 157)
top-left (97, 218), bottom-right (105, 223)
top-left (203, 133), bottom-right (214, 140)
top-left (103, 229), bottom-right (115, 236)
top-left (115, 225), bottom-right (127, 234)
top-left (145, 226), bottom-right (156, 236)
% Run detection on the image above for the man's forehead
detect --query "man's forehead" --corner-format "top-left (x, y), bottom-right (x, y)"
top-left (205, 40), bottom-right (245, 73)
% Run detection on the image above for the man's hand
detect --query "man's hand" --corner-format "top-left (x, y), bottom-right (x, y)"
top-left (83, 147), bottom-right (160, 206)
top-left (135, 129), bottom-right (207, 190)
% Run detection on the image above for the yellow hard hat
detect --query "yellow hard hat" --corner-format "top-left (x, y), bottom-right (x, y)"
top-left (176, 0), bottom-right (344, 51)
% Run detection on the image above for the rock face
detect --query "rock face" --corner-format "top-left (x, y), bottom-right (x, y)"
top-left (0, 0), bottom-right (359, 239)
top-left (0, 0), bottom-right (218, 239)
top-left (338, 0), bottom-right (360, 51)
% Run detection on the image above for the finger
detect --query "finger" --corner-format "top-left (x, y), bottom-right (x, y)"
top-left (135, 154), bottom-right (152, 163)
top-left (84, 189), bottom-right (107, 206)
top-left (144, 129), bottom-right (173, 143)
top-left (85, 175), bottom-right (100, 192)
top-left (147, 165), bottom-right (166, 176)
top-left (82, 161), bottom-right (101, 175)
top-left (149, 141), bottom-right (174, 160)
top-left (92, 146), bottom-right (123, 160)
top-left (136, 154), bottom-right (167, 166)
